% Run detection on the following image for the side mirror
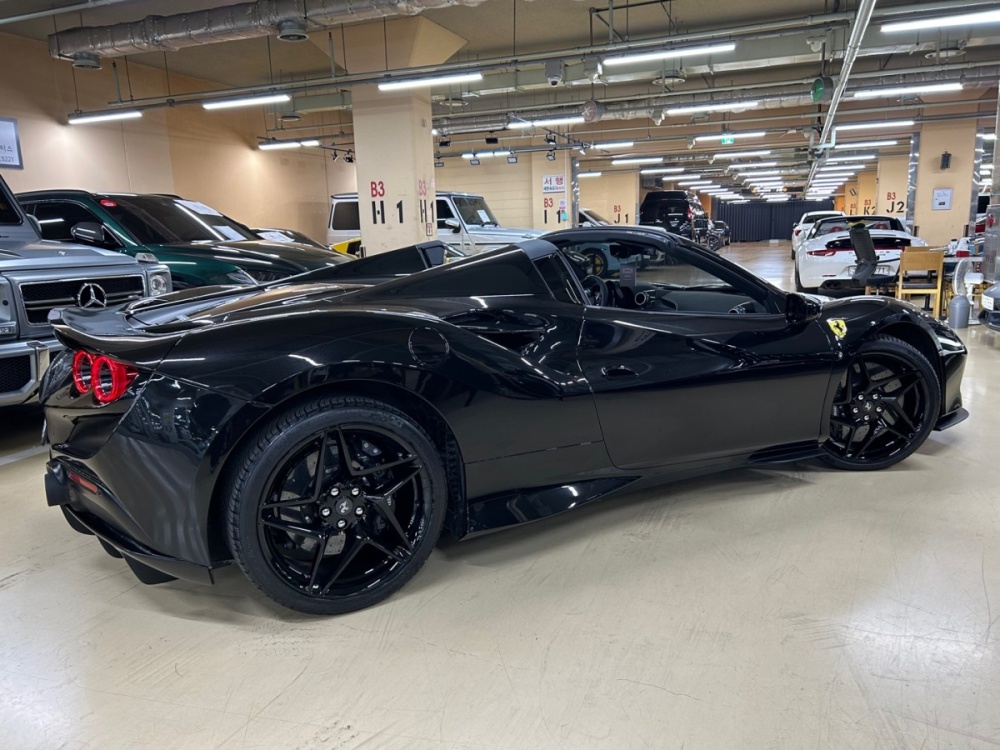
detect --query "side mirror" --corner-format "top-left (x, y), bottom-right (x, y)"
top-left (71, 222), bottom-right (108, 246)
top-left (785, 292), bottom-right (822, 324)
top-left (440, 218), bottom-right (461, 233)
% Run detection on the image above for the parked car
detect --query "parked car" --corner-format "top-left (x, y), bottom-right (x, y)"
top-left (794, 215), bottom-right (927, 293)
top-left (638, 190), bottom-right (708, 239)
top-left (791, 210), bottom-right (845, 259)
top-left (17, 191), bottom-right (350, 289)
top-left (253, 227), bottom-right (329, 250)
top-left (711, 219), bottom-right (731, 246)
top-left (41, 227), bottom-right (967, 615)
top-left (0, 175), bottom-right (170, 407)
top-left (327, 191), bottom-right (541, 253)
top-left (579, 208), bottom-right (611, 226)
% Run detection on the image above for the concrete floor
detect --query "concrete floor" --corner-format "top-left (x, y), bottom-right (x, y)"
top-left (2, 242), bottom-right (999, 749)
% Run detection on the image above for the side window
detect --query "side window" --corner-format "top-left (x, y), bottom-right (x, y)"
top-left (533, 255), bottom-right (582, 305)
top-left (30, 202), bottom-right (102, 241)
top-left (436, 199), bottom-right (456, 229)
top-left (558, 238), bottom-right (772, 314)
top-left (331, 201), bottom-right (360, 231)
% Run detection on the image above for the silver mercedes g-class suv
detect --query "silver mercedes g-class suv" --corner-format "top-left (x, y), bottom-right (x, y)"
top-left (0, 175), bottom-right (171, 406)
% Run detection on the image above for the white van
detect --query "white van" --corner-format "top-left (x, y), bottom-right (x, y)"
top-left (327, 191), bottom-right (541, 253)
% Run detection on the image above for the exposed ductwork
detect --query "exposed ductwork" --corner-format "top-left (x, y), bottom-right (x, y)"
top-left (48, 0), bottom-right (489, 63)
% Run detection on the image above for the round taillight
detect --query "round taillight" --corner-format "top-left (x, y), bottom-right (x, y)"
top-left (92, 356), bottom-right (131, 404)
top-left (72, 351), bottom-right (94, 394)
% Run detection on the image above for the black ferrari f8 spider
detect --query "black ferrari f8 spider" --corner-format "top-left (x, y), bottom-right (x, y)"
top-left (41, 227), bottom-right (968, 614)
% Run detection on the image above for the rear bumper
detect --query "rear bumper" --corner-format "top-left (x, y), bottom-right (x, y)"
top-left (0, 338), bottom-right (61, 407)
top-left (45, 460), bottom-right (215, 585)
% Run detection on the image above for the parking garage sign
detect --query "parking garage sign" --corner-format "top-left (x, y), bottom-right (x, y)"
top-left (542, 174), bottom-right (565, 193)
top-left (0, 118), bottom-right (23, 169)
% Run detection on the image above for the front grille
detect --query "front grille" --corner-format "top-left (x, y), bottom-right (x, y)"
top-left (0, 355), bottom-right (31, 393)
top-left (245, 269), bottom-right (290, 283)
top-left (19, 275), bottom-right (146, 325)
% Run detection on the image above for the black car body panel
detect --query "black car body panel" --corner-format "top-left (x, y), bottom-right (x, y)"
top-left (41, 230), bottom-right (969, 587)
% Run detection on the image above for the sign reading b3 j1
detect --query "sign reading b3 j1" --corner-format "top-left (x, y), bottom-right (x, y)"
top-left (0, 117), bottom-right (24, 169)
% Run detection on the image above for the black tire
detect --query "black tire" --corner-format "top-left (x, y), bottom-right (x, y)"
top-left (794, 264), bottom-right (817, 294)
top-left (821, 335), bottom-right (941, 471)
top-left (225, 395), bottom-right (447, 615)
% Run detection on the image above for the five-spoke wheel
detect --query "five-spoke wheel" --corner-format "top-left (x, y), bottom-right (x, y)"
top-left (822, 335), bottom-right (940, 471)
top-left (226, 396), bottom-right (446, 614)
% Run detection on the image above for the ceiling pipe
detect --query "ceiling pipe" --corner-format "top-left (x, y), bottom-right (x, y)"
top-left (0, 0), bottom-right (134, 27)
top-left (48, 0), bottom-right (489, 61)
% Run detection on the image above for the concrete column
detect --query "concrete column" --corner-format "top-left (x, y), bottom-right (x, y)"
top-left (343, 18), bottom-right (466, 254)
top-left (875, 154), bottom-right (909, 220)
top-left (579, 171), bottom-right (639, 225)
top-left (912, 119), bottom-right (978, 246)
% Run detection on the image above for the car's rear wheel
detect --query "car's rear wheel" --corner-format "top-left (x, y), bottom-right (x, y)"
top-left (821, 335), bottom-right (940, 471)
top-left (794, 264), bottom-right (816, 294)
top-left (225, 395), bottom-right (447, 615)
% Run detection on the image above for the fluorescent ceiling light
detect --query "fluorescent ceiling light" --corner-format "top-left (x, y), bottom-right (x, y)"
top-left (509, 116), bottom-right (585, 129)
top-left (595, 141), bottom-right (635, 149)
top-left (735, 169), bottom-right (780, 177)
top-left (204, 93), bottom-right (291, 110)
top-left (299, 139), bottom-right (321, 147)
top-left (579, 171), bottom-right (603, 178)
top-left (604, 42), bottom-right (736, 67)
top-left (666, 100), bottom-right (758, 116)
top-left (461, 150), bottom-right (511, 159)
top-left (982, 133), bottom-right (997, 141)
top-left (259, 140), bottom-right (302, 150)
top-left (612, 156), bottom-right (663, 165)
top-left (640, 167), bottom-right (685, 174)
top-left (660, 173), bottom-right (699, 180)
top-left (852, 82), bottom-right (962, 100)
top-left (695, 131), bottom-right (766, 142)
top-left (833, 139), bottom-right (898, 149)
top-left (766, 196), bottom-right (791, 201)
top-left (882, 9), bottom-right (1000, 33)
top-left (981, 164), bottom-right (994, 171)
top-left (677, 180), bottom-right (715, 186)
top-left (68, 109), bottom-right (142, 125)
top-left (835, 119), bottom-right (914, 131)
top-left (730, 161), bottom-right (778, 169)
top-left (818, 168), bottom-right (859, 175)
top-left (827, 154), bottom-right (876, 162)
top-left (714, 149), bottom-right (772, 159)
top-left (378, 71), bottom-right (483, 91)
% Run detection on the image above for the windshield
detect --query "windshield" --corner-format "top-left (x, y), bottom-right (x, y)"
top-left (452, 196), bottom-right (499, 227)
top-left (583, 209), bottom-right (611, 225)
top-left (812, 216), bottom-right (904, 236)
top-left (102, 195), bottom-right (258, 244)
top-left (0, 189), bottom-right (21, 224)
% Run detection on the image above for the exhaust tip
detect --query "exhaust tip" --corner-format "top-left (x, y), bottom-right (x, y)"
top-left (72, 52), bottom-right (102, 70)
top-left (276, 20), bottom-right (308, 42)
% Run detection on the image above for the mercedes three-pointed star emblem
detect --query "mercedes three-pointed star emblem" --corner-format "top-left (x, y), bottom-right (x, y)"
top-left (76, 282), bottom-right (108, 309)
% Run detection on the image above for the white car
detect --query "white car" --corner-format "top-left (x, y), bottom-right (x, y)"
top-left (791, 210), bottom-right (845, 259)
top-left (794, 215), bottom-right (927, 293)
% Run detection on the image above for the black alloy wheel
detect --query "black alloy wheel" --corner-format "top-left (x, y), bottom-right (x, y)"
top-left (226, 395), bottom-right (447, 614)
top-left (822, 335), bottom-right (940, 471)
top-left (584, 251), bottom-right (608, 278)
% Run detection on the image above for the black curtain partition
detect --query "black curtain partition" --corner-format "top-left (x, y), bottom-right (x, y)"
top-left (712, 199), bottom-right (836, 243)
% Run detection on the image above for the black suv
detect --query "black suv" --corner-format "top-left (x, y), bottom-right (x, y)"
top-left (639, 190), bottom-right (709, 239)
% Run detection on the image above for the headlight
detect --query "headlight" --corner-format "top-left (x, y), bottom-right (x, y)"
top-left (149, 272), bottom-right (171, 296)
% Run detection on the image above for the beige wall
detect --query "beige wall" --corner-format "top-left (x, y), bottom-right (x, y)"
top-left (580, 171), bottom-right (639, 224)
top-left (434, 154), bottom-right (534, 228)
top-left (913, 119), bottom-right (978, 246)
top-left (0, 31), bottom-right (354, 242)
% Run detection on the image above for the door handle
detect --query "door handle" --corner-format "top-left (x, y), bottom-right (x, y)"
top-left (601, 365), bottom-right (637, 380)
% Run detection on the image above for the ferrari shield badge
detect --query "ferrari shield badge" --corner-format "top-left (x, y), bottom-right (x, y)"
top-left (827, 319), bottom-right (848, 339)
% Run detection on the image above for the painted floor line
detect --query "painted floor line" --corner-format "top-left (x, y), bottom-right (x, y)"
top-left (0, 445), bottom-right (48, 468)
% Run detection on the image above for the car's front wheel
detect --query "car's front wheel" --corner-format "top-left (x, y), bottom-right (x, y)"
top-left (821, 335), bottom-right (940, 471)
top-left (225, 395), bottom-right (447, 615)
